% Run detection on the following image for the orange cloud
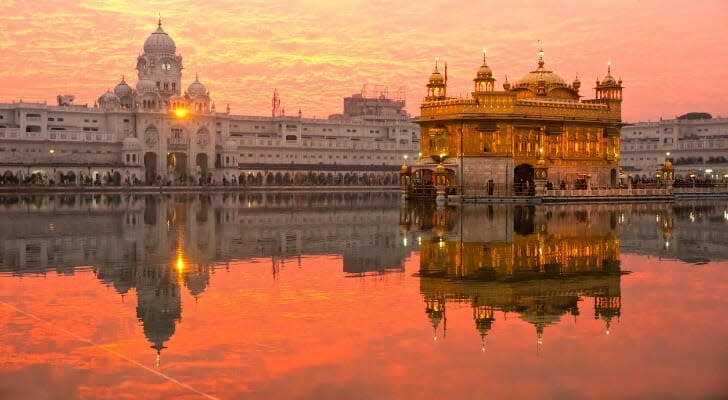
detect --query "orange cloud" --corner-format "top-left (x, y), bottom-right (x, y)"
top-left (0, 1), bottom-right (726, 122)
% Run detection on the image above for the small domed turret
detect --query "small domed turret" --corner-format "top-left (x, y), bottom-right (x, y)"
top-left (114, 76), bottom-right (132, 98)
top-left (187, 74), bottom-right (207, 97)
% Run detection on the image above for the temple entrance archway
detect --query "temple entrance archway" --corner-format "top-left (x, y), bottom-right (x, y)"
top-left (144, 152), bottom-right (157, 184)
top-left (514, 164), bottom-right (534, 195)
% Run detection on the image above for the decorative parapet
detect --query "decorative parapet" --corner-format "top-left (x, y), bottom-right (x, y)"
top-left (421, 95), bottom-right (620, 123)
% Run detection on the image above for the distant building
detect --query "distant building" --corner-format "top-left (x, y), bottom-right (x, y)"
top-left (402, 50), bottom-right (623, 197)
top-left (620, 113), bottom-right (728, 180)
top-left (0, 20), bottom-right (419, 186)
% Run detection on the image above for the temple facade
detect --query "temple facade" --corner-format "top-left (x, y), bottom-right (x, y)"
top-left (403, 50), bottom-right (624, 197)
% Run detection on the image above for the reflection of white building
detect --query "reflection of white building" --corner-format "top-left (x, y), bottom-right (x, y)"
top-left (0, 20), bottom-right (419, 185)
top-left (620, 113), bottom-right (728, 179)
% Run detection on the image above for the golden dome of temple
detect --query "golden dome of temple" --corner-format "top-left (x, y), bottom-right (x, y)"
top-left (476, 53), bottom-right (493, 79)
top-left (429, 70), bottom-right (444, 85)
top-left (514, 51), bottom-right (568, 90)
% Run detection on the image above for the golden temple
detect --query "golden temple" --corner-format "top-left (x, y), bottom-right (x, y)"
top-left (403, 50), bottom-right (624, 198)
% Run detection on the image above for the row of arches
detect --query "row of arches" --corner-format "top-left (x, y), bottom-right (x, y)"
top-left (233, 171), bottom-right (399, 186)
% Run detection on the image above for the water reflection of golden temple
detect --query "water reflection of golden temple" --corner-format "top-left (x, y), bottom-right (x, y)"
top-left (402, 203), bottom-right (625, 350)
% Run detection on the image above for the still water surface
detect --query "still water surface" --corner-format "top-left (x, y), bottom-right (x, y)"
top-left (0, 193), bottom-right (726, 399)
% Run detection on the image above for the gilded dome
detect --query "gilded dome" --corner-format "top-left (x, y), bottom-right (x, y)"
top-left (429, 70), bottom-right (444, 85)
top-left (114, 77), bottom-right (132, 98)
top-left (475, 53), bottom-right (493, 79)
top-left (143, 23), bottom-right (176, 55)
top-left (187, 75), bottom-right (207, 97)
top-left (514, 51), bottom-right (567, 90)
top-left (476, 63), bottom-right (493, 79)
top-left (600, 73), bottom-right (618, 86)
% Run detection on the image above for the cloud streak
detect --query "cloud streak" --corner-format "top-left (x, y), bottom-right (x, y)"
top-left (0, 0), bottom-right (726, 121)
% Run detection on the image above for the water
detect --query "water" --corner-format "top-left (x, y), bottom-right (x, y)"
top-left (0, 193), bottom-right (726, 399)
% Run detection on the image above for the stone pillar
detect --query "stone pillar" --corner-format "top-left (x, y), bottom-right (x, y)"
top-left (534, 163), bottom-right (548, 197)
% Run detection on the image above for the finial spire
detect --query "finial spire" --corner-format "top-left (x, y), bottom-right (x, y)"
top-left (158, 13), bottom-right (162, 28)
top-left (607, 60), bottom-right (612, 75)
top-left (483, 48), bottom-right (487, 64)
top-left (536, 39), bottom-right (545, 67)
top-left (195, 72), bottom-right (199, 82)
top-left (434, 57), bottom-right (439, 71)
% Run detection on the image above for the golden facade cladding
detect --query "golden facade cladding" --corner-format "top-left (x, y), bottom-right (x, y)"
top-left (408, 51), bottom-right (624, 195)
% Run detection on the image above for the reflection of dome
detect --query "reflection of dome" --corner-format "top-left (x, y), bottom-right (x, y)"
top-left (114, 77), bottom-right (132, 98)
top-left (400, 164), bottom-right (411, 174)
top-left (136, 78), bottom-right (156, 94)
top-left (143, 22), bottom-right (176, 55)
top-left (187, 75), bottom-right (207, 97)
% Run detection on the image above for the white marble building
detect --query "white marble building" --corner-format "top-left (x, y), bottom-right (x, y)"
top-left (620, 113), bottom-right (728, 180)
top-left (0, 21), bottom-right (419, 186)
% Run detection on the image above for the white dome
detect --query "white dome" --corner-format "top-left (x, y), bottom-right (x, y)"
top-left (143, 24), bottom-right (176, 55)
top-left (187, 76), bottom-right (207, 97)
top-left (136, 78), bottom-right (156, 94)
top-left (98, 90), bottom-right (119, 104)
top-left (114, 77), bottom-right (132, 98)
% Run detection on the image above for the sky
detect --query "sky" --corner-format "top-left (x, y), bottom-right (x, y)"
top-left (0, 0), bottom-right (726, 123)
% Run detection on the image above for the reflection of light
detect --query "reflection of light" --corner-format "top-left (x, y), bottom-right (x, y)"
top-left (656, 214), bottom-right (660, 223)
top-left (403, 237), bottom-right (408, 247)
top-left (689, 212), bottom-right (695, 223)
top-left (606, 329), bottom-right (610, 336)
top-left (665, 241), bottom-right (670, 249)
top-left (724, 210), bottom-right (728, 221)
top-left (438, 238), bottom-right (445, 248)
top-left (418, 236), bottom-right (422, 245)
top-left (176, 253), bottom-right (185, 273)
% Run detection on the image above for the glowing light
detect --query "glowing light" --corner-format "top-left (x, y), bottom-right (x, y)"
top-left (173, 108), bottom-right (188, 119)
top-left (176, 253), bottom-right (185, 273)
top-left (49, 149), bottom-right (55, 154)
top-left (403, 237), bottom-right (408, 247)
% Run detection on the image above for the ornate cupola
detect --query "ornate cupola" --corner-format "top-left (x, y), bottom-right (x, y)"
top-left (426, 58), bottom-right (447, 101)
top-left (503, 74), bottom-right (511, 91)
top-left (473, 50), bottom-right (495, 93)
top-left (572, 74), bottom-right (581, 94)
top-left (595, 62), bottom-right (623, 101)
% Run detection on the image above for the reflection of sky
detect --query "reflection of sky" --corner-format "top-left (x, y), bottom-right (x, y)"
top-left (1, 1), bottom-right (727, 122)
top-left (1, 253), bottom-right (726, 399)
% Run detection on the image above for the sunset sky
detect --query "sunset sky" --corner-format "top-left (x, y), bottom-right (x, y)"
top-left (0, 0), bottom-right (726, 122)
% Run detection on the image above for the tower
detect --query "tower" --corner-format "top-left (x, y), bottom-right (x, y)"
top-left (136, 18), bottom-right (184, 108)
top-left (425, 58), bottom-right (447, 101)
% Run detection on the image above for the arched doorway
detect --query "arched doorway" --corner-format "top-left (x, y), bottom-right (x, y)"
top-left (514, 164), bottom-right (534, 195)
top-left (144, 152), bottom-right (157, 184)
top-left (196, 153), bottom-right (208, 183)
top-left (167, 152), bottom-right (188, 183)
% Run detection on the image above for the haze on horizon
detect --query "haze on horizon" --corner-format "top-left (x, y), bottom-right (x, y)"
top-left (0, 0), bottom-right (726, 122)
